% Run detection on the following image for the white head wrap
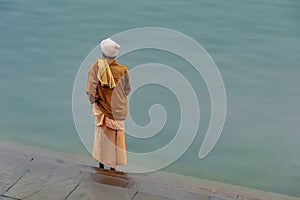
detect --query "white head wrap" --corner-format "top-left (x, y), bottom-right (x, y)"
top-left (100, 38), bottom-right (120, 58)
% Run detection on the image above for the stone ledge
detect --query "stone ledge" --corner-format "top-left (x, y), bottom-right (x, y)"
top-left (0, 142), bottom-right (299, 200)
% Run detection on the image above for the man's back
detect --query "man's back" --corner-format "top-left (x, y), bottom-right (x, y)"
top-left (96, 60), bottom-right (131, 120)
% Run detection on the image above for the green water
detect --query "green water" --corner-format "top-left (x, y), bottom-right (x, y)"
top-left (1, 0), bottom-right (300, 197)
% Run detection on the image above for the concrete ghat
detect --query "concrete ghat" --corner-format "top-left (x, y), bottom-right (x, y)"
top-left (0, 143), bottom-right (299, 200)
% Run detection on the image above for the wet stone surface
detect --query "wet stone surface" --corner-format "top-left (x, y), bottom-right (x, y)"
top-left (0, 144), bottom-right (299, 200)
top-left (209, 196), bottom-right (235, 200)
top-left (133, 192), bottom-right (175, 200)
top-left (4, 170), bottom-right (82, 200)
top-left (0, 148), bottom-right (29, 195)
top-left (66, 181), bottom-right (135, 200)
top-left (0, 196), bottom-right (16, 200)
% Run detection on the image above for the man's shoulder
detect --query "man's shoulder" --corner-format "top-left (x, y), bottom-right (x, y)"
top-left (89, 61), bottom-right (99, 69)
top-left (88, 62), bottom-right (99, 73)
top-left (112, 62), bottom-right (128, 73)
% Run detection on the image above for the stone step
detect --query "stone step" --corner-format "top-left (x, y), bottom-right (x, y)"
top-left (0, 143), bottom-right (298, 200)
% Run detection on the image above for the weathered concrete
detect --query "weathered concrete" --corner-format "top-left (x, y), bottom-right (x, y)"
top-left (66, 181), bottom-right (135, 200)
top-left (0, 196), bottom-right (15, 200)
top-left (133, 192), bottom-right (174, 200)
top-left (0, 142), bottom-right (299, 200)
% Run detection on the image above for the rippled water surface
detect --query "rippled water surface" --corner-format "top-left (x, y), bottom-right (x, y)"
top-left (1, 0), bottom-right (300, 196)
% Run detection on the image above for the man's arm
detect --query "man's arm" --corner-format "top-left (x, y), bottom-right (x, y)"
top-left (124, 70), bottom-right (131, 96)
top-left (86, 62), bottom-right (99, 104)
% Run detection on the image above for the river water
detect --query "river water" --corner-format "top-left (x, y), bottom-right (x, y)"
top-left (0, 0), bottom-right (299, 197)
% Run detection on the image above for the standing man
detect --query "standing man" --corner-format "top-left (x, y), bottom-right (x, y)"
top-left (86, 38), bottom-right (131, 170)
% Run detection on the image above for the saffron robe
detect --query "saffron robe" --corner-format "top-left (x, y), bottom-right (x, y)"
top-left (86, 59), bottom-right (130, 168)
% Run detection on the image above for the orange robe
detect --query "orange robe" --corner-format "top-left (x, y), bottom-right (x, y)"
top-left (86, 59), bottom-right (130, 168)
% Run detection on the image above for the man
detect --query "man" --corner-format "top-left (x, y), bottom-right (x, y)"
top-left (86, 38), bottom-right (131, 170)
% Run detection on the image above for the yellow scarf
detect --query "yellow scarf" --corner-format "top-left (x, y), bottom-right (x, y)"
top-left (96, 58), bottom-right (116, 89)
